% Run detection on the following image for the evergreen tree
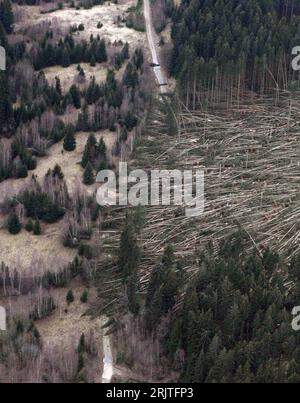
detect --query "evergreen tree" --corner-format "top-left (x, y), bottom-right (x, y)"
top-left (63, 125), bottom-right (76, 151)
top-left (0, 21), bottom-right (7, 48)
top-left (0, 72), bottom-right (14, 136)
top-left (83, 162), bottom-right (94, 185)
top-left (123, 62), bottom-right (139, 88)
top-left (61, 48), bottom-right (71, 68)
top-left (97, 136), bottom-right (107, 170)
top-left (7, 212), bottom-right (21, 235)
top-left (118, 213), bottom-right (140, 280)
top-left (80, 289), bottom-right (89, 303)
top-left (90, 55), bottom-right (96, 67)
top-left (66, 289), bottom-right (74, 305)
top-left (77, 333), bottom-right (86, 354)
top-left (69, 84), bottom-right (81, 109)
top-left (33, 220), bottom-right (41, 235)
top-left (0, 0), bottom-right (13, 34)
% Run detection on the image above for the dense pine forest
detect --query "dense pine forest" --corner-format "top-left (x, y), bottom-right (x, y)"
top-left (112, 215), bottom-right (300, 383)
top-left (170, 0), bottom-right (300, 106)
top-left (166, 235), bottom-right (300, 383)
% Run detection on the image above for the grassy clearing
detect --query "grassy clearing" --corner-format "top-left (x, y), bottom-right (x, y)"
top-left (0, 223), bottom-right (76, 273)
top-left (14, 2), bottom-right (147, 48)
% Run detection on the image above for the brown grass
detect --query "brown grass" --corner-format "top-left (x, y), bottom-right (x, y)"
top-left (0, 222), bottom-right (76, 273)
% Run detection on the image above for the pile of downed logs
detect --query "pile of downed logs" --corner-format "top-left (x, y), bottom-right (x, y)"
top-left (97, 93), bottom-right (300, 289)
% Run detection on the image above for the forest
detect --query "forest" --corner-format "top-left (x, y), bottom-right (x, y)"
top-left (170, 0), bottom-right (300, 106)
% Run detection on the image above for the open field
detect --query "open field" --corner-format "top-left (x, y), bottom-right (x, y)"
top-left (0, 222), bottom-right (76, 273)
top-left (43, 63), bottom-right (108, 93)
top-left (37, 282), bottom-right (103, 384)
top-left (43, 62), bottom-right (127, 93)
top-left (14, 1), bottom-right (147, 48)
top-left (0, 281), bottom-right (104, 383)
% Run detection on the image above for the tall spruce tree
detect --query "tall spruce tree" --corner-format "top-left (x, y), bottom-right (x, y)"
top-left (63, 125), bottom-right (76, 151)
top-left (0, 71), bottom-right (14, 136)
top-left (83, 162), bottom-right (94, 185)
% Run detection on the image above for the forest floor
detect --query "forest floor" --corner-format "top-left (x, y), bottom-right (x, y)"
top-left (0, 223), bottom-right (76, 273)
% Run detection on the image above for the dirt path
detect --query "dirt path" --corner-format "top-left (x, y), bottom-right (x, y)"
top-left (143, 0), bottom-right (168, 93)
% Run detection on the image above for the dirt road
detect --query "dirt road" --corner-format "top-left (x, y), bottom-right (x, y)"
top-left (101, 317), bottom-right (114, 383)
top-left (144, 0), bottom-right (168, 93)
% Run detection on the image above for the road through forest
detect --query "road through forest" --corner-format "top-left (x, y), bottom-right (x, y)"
top-left (144, 0), bottom-right (168, 93)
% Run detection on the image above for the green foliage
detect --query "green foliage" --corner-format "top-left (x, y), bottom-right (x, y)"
top-left (123, 62), bottom-right (139, 88)
top-left (63, 124), bottom-right (76, 151)
top-left (69, 85), bottom-right (81, 109)
top-left (170, 0), bottom-right (300, 99)
top-left (33, 220), bottom-right (41, 236)
top-left (80, 289), bottom-right (89, 303)
top-left (78, 333), bottom-right (86, 354)
top-left (0, 0), bottom-right (13, 34)
top-left (52, 164), bottom-right (64, 180)
top-left (0, 71), bottom-right (15, 136)
top-left (145, 245), bottom-right (180, 330)
top-left (7, 212), bottom-right (21, 235)
top-left (25, 218), bottom-right (34, 232)
top-left (165, 233), bottom-right (300, 383)
top-left (21, 189), bottom-right (65, 223)
top-left (66, 289), bottom-right (75, 305)
top-left (118, 208), bottom-right (146, 315)
top-left (83, 162), bottom-right (95, 185)
top-left (78, 243), bottom-right (93, 259)
top-left (126, 0), bottom-right (145, 32)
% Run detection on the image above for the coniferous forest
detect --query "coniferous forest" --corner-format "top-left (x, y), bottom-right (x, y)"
top-left (170, 0), bottom-right (300, 106)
